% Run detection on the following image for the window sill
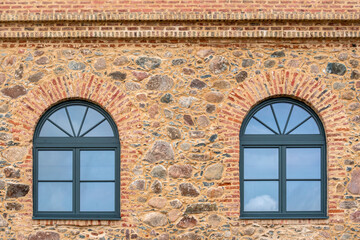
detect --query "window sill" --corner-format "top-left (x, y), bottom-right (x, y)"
top-left (33, 216), bottom-right (121, 220)
top-left (240, 215), bottom-right (329, 220)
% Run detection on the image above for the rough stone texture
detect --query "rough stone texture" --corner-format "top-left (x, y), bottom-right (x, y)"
top-left (109, 71), bottom-right (127, 80)
top-left (159, 233), bottom-right (170, 240)
top-left (172, 58), bottom-right (187, 65)
top-left (179, 183), bottom-right (200, 197)
top-left (113, 56), bottom-right (129, 66)
top-left (350, 211), bottom-right (360, 222)
top-left (6, 183), bottom-right (30, 198)
top-left (208, 214), bottom-right (222, 227)
top-left (189, 130), bottom-right (205, 138)
top-left (168, 209), bottom-right (182, 222)
top-left (339, 201), bottom-right (357, 209)
top-left (35, 56), bottom-right (50, 65)
top-left (2, 147), bottom-right (27, 162)
top-left (213, 80), bottom-right (230, 89)
top-left (170, 199), bottom-right (183, 209)
top-left (204, 163), bottom-right (224, 180)
top-left (209, 56), bottom-right (228, 74)
top-left (132, 71), bottom-right (149, 81)
top-left (1, 85), bottom-right (27, 99)
top-left (244, 228), bottom-right (256, 236)
top-left (150, 165), bottom-right (167, 179)
top-left (143, 212), bottom-right (168, 227)
top-left (28, 231), bottom-right (60, 240)
top-left (185, 203), bottom-right (217, 214)
top-left (177, 216), bottom-right (197, 228)
top-left (94, 57), bottom-right (107, 70)
top-left (190, 79), bottom-right (207, 89)
top-left (183, 115), bottom-right (194, 126)
top-left (136, 56), bottom-right (161, 69)
top-left (177, 232), bottom-right (202, 240)
top-left (326, 62), bottom-right (346, 76)
top-left (151, 180), bottom-right (162, 193)
top-left (242, 59), bottom-right (255, 67)
top-left (5, 202), bottom-right (23, 211)
top-left (68, 61), bottom-right (85, 70)
top-left (197, 115), bottom-right (210, 127)
top-left (148, 197), bottom-right (166, 209)
top-left (264, 59), bottom-right (276, 68)
top-left (169, 164), bottom-right (192, 178)
top-left (4, 167), bottom-right (20, 178)
top-left (271, 51), bottom-right (285, 57)
top-left (0, 215), bottom-right (7, 227)
top-left (125, 82), bottom-right (141, 91)
top-left (146, 75), bottom-right (174, 91)
top-left (351, 70), bottom-right (360, 79)
top-left (207, 187), bottom-right (224, 198)
top-left (167, 126), bottom-right (181, 139)
top-left (183, 67), bottom-right (195, 75)
top-left (196, 49), bottom-right (214, 58)
top-left (0, 180), bottom-right (5, 190)
top-left (205, 91), bottom-right (224, 103)
top-left (28, 72), bottom-right (44, 82)
top-left (144, 140), bottom-right (175, 163)
top-left (129, 179), bottom-right (145, 190)
top-left (179, 96), bottom-right (197, 108)
top-left (347, 168), bottom-right (360, 194)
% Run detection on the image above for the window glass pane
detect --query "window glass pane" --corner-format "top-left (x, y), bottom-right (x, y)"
top-left (254, 106), bottom-right (279, 134)
top-left (38, 151), bottom-right (73, 180)
top-left (67, 105), bottom-right (87, 136)
top-left (39, 120), bottom-right (69, 137)
top-left (80, 182), bottom-right (115, 211)
top-left (286, 181), bottom-right (321, 211)
top-left (245, 118), bottom-right (275, 135)
top-left (80, 108), bottom-right (105, 135)
top-left (287, 148), bottom-right (321, 179)
top-left (244, 148), bottom-right (278, 179)
top-left (48, 108), bottom-right (73, 136)
top-left (290, 117), bottom-right (320, 134)
top-left (285, 105), bottom-right (310, 133)
top-left (244, 181), bottom-right (278, 211)
top-left (38, 182), bottom-right (72, 211)
top-left (80, 150), bottom-right (115, 180)
top-left (272, 103), bottom-right (292, 134)
top-left (84, 120), bottom-right (114, 137)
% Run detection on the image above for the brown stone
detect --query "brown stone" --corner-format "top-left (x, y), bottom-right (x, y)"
top-left (350, 211), bottom-right (360, 222)
top-left (182, 68), bottom-right (195, 75)
top-left (204, 163), bottom-right (224, 180)
top-left (310, 64), bottom-right (320, 74)
top-left (108, 71), bottom-right (126, 80)
top-left (188, 153), bottom-right (213, 161)
top-left (350, 59), bottom-right (359, 68)
top-left (190, 79), bottom-right (207, 90)
top-left (169, 164), bottom-right (192, 178)
top-left (177, 216), bottom-right (197, 229)
top-left (177, 232), bottom-right (201, 240)
top-left (4, 167), bottom-right (20, 178)
top-left (15, 64), bottom-right (24, 79)
top-left (125, 82), bottom-right (141, 91)
top-left (183, 115), bottom-right (194, 126)
top-left (351, 70), bottom-right (360, 79)
top-left (208, 214), bottom-right (222, 227)
top-left (244, 228), bottom-right (255, 236)
top-left (62, 49), bottom-right (76, 59)
top-left (185, 203), bottom-right (217, 214)
top-left (209, 56), bottom-right (228, 74)
top-left (113, 56), bottom-right (129, 66)
top-left (0, 180), bottom-right (5, 190)
top-left (148, 197), bottom-right (167, 209)
top-left (206, 104), bottom-right (216, 113)
top-left (242, 59), bottom-right (255, 68)
top-left (205, 91), bottom-right (224, 103)
top-left (338, 52), bottom-right (348, 61)
top-left (347, 168), bottom-right (360, 194)
top-left (287, 59), bottom-right (300, 68)
top-left (150, 165), bottom-right (167, 179)
top-left (0, 215), bottom-right (7, 227)
top-left (341, 91), bottom-right (354, 100)
top-left (94, 57), bottom-right (107, 70)
top-left (149, 104), bottom-right (159, 118)
top-left (213, 80), bottom-right (230, 89)
top-left (159, 233), bottom-right (170, 240)
top-left (146, 75), bottom-right (174, 91)
top-left (28, 231), bottom-right (60, 240)
top-left (349, 102), bottom-right (360, 111)
top-left (189, 131), bottom-right (205, 138)
top-left (336, 183), bottom-right (345, 193)
top-left (0, 73), bottom-right (5, 85)
top-left (35, 56), bottom-right (50, 65)
top-left (196, 49), bottom-right (214, 58)
top-left (207, 186), bottom-right (224, 198)
top-left (339, 201), bottom-right (357, 209)
top-left (170, 199), bottom-right (183, 209)
top-left (6, 183), bottom-right (30, 198)
top-left (196, 115), bottom-right (210, 128)
top-left (2, 147), bottom-right (27, 162)
top-left (143, 212), bottom-right (168, 227)
top-left (232, 51), bottom-right (242, 57)
top-left (3, 55), bottom-right (16, 66)
top-left (136, 93), bottom-right (147, 102)
top-left (0, 133), bottom-right (12, 141)
top-left (34, 50), bottom-right (44, 57)
top-left (167, 126), bottom-right (181, 140)
top-left (168, 209), bottom-right (182, 222)
top-left (1, 85), bottom-right (27, 99)
top-left (28, 72), bottom-right (44, 82)
top-left (179, 183), bottom-right (200, 197)
top-left (5, 202), bottom-right (23, 211)
top-left (151, 180), bottom-right (162, 194)
top-left (129, 179), bottom-right (145, 190)
top-left (352, 143), bottom-right (360, 152)
top-left (144, 140), bottom-right (174, 163)
top-left (132, 71), bottom-right (149, 81)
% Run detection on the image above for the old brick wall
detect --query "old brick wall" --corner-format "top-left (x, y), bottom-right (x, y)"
top-left (0, 2), bottom-right (360, 239)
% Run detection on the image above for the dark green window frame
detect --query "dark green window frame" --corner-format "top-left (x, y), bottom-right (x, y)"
top-left (240, 98), bottom-right (327, 219)
top-left (33, 101), bottom-right (121, 220)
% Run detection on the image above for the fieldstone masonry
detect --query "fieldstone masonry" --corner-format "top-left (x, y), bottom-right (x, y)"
top-left (0, 1), bottom-right (359, 239)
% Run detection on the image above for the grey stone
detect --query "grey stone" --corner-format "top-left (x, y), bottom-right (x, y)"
top-left (177, 232), bottom-right (201, 240)
top-left (188, 153), bottom-right (213, 161)
top-left (0, 216), bottom-right (6, 227)
top-left (204, 163), bottom-right (224, 180)
top-left (15, 64), bottom-right (24, 79)
top-left (271, 51), bottom-right (285, 58)
top-left (161, 93), bottom-right (173, 103)
top-left (179, 96), bottom-right (197, 108)
top-left (36, 56), bottom-right (50, 65)
top-left (185, 203), bottom-right (217, 214)
top-left (206, 104), bottom-right (216, 113)
top-left (333, 82), bottom-right (346, 90)
top-left (68, 61), bottom-right (86, 70)
top-left (209, 56), bottom-right (228, 74)
top-left (129, 179), bottom-right (145, 190)
top-left (108, 71), bottom-right (127, 80)
top-left (326, 63), bottom-right (346, 76)
top-left (183, 67), bottom-right (195, 75)
top-left (113, 56), bottom-right (129, 66)
top-left (197, 49), bottom-right (214, 58)
top-left (169, 164), bottom-right (192, 178)
top-left (350, 59), bottom-right (359, 68)
top-left (190, 79), bottom-right (207, 90)
top-left (144, 140), bottom-right (174, 163)
top-left (0, 180), bottom-right (5, 190)
top-left (6, 183), bottom-right (30, 198)
top-left (143, 212), bottom-right (168, 227)
top-left (351, 70), bottom-right (360, 79)
top-left (180, 142), bottom-right (191, 151)
top-left (168, 209), bottom-right (182, 222)
top-left (28, 72), bottom-right (44, 82)
top-left (94, 57), bottom-right (106, 70)
top-left (340, 233), bottom-right (353, 240)
top-left (0, 133), bottom-right (12, 141)
top-left (1, 85), bottom-right (27, 99)
top-left (242, 59), bottom-right (255, 68)
top-left (136, 56), bottom-right (161, 69)
top-left (310, 64), bottom-right (320, 74)
top-left (28, 231), bottom-right (60, 240)
top-left (338, 52), bottom-right (348, 61)
top-left (167, 126), bottom-right (181, 140)
top-left (0, 73), bottom-right (5, 85)
top-left (244, 228), bottom-right (256, 236)
top-left (146, 75), bottom-right (174, 91)
top-left (264, 60), bottom-right (276, 68)
top-left (4, 167), bottom-right (20, 178)
top-left (339, 201), bottom-right (357, 209)
top-left (150, 165), bottom-right (167, 179)
top-left (349, 102), bottom-right (360, 111)
top-left (233, 51), bottom-right (243, 57)
top-left (179, 182), bottom-right (200, 197)
top-left (190, 131), bottom-right (205, 138)
top-left (172, 58), bottom-right (187, 66)
top-left (125, 82), bottom-right (141, 91)
top-left (177, 216), bottom-right (197, 229)
top-left (235, 71), bottom-right (248, 83)
top-left (62, 49), bottom-right (76, 59)
top-left (25, 53), bottom-right (34, 61)
top-left (170, 199), bottom-right (183, 209)
top-left (164, 109), bottom-right (174, 119)
top-left (151, 180), bottom-right (162, 194)
top-left (34, 50), bottom-right (44, 57)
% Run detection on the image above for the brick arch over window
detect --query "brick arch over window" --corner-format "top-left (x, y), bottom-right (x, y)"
top-left (219, 70), bottom-right (350, 220)
top-left (9, 74), bottom-right (141, 226)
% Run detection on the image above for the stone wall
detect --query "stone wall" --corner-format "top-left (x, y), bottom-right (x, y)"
top-left (0, 38), bottom-right (358, 239)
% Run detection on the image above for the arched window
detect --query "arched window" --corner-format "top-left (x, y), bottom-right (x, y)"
top-left (33, 101), bottom-right (120, 219)
top-left (240, 98), bottom-right (327, 219)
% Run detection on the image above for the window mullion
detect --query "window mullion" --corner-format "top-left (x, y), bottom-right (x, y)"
top-left (280, 146), bottom-right (286, 214)
top-left (75, 148), bottom-right (80, 214)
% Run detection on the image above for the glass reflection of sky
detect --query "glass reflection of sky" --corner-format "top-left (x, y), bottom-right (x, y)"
top-left (38, 151), bottom-right (73, 180)
top-left (287, 181), bottom-right (321, 211)
top-left (67, 105), bottom-right (86, 134)
top-left (38, 182), bottom-right (72, 211)
top-left (272, 103), bottom-right (292, 131)
top-left (287, 148), bottom-right (321, 179)
top-left (80, 182), bottom-right (115, 211)
top-left (244, 148), bottom-right (278, 179)
top-left (48, 108), bottom-right (73, 135)
top-left (80, 151), bottom-right (115, 180)
top-left (254, 106), bottom-right (278, 133)
top-left (244, 181), bottom-right (278, 211)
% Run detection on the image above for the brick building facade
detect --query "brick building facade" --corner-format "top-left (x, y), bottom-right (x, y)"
top-left (0, 1), bottom-right (360, 239)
